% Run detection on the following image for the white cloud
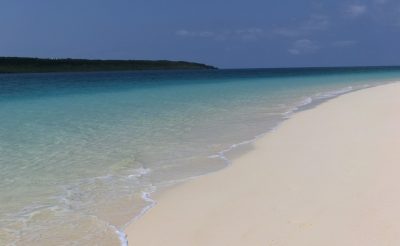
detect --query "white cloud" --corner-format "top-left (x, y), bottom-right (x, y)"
top-left (234, 28), bottom-right (265, 41)
top-left (373, 0), bottom-right (388, 4)
top-left (345, 4), bottom-right (367, 18)
top-left (178, 15), bottom-right (330, 42)
top-left (274, 28), bottom-right (301, 37)
top-left (176, 30), bottom-right (214, 38)
top-left (302, 15), bottom-right (330, 31)
top-left (176, 28), bottom-right (267, 41)
top-left (288, 39), bottom-right (320, 55)
top-left (176, 30), bottom-right (189, 36)
top-left (332, 40), bottom-right (358, 47)
top-left (274, 15), bottom-right (329, 37)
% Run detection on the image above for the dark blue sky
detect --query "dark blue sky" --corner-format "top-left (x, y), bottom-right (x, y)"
top-left (1, 0), bottom-right (399, 68)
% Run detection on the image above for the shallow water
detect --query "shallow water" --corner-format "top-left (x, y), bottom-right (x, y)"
top-left (1, 68), bottom-right (400, 245)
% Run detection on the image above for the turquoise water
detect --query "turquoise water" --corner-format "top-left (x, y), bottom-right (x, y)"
top-left (1, 68), bottom-right (400, 245)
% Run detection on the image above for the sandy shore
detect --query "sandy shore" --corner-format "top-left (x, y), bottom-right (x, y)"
top-left (125, 83), bottom-right (400, 245)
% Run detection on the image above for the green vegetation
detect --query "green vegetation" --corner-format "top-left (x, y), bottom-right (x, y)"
top-left (0, 57), bottom-right (217, 73)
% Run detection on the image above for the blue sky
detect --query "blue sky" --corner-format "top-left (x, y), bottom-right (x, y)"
top-left (1, 0), bottom-right (399, 68)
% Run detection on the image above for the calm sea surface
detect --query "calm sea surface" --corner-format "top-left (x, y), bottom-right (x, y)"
top-left (1, 68), bottom-right (400, 245)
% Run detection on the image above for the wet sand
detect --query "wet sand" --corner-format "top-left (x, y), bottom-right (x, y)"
top-left (125, 82), bottom-right (400, 245)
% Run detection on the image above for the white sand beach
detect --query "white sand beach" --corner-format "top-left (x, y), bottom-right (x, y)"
top-left (125, 82), bottom-right (400, 245)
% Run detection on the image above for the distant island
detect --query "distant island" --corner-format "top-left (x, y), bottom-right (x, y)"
top-left (0, 57), bottom-right (217, 73)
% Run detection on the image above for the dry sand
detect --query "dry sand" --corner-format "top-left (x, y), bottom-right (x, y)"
top-left (125, 83), bottom-right (400, 245)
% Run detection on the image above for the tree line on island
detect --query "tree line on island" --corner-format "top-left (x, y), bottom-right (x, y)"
top-left (0, 57), bottom-right (217, 73)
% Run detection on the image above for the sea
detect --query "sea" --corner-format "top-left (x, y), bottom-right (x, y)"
top-left (1, 67), bottom-right (400, 245)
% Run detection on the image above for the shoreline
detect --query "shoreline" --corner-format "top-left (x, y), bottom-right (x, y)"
top-left (120, 83), bottom-right (370, 237)
top-left (121, 82), bottom-right (383, 234)
top-left (125, 82), bottom-right (400, 245)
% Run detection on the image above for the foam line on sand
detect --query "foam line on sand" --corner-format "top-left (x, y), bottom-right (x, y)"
top-left (125, 82), bottom-right (400, 245)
